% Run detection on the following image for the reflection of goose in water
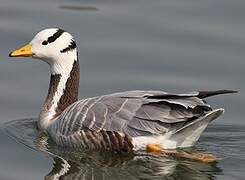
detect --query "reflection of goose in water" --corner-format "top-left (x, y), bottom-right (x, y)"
top-left (9, 28), bottom-right (236, 152)
top-left (44, 155), bottom-right (222, 180)
top-left (2, 118), bottom-right (222, 180)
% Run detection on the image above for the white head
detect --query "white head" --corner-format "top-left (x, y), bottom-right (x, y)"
top-left (9, 28), bottom-right (78, 74)
top-left (10, 28), bottom-right (80, 130)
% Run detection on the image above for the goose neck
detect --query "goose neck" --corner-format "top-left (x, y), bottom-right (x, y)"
top-left (38, 59), bottom-right (80, 130)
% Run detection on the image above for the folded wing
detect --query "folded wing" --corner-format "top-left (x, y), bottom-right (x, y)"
top-left (54, 90), bottom-right (212, 137)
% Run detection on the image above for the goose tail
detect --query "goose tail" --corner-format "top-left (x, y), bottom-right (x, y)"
top-left (170, 108), bottom-right (224, 148)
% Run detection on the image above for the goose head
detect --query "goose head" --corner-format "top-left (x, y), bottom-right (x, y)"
top-left (9, 28), bottom-right (80, 129)
top-left (9, 28), bottom-right (78, 74)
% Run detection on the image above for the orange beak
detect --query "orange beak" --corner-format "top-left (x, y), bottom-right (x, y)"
top-left (9, 44), bottom-right (32, 57)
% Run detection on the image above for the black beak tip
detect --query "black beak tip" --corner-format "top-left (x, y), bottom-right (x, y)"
top-left (9, 52), bottom-right (13, 57)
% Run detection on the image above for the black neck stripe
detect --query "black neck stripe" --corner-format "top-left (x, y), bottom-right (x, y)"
top-left (60, 39), bottom-right (77, 53)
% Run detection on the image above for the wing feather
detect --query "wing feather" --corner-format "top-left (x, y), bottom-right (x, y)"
top-left (53, 90), bottom-right (211, 138)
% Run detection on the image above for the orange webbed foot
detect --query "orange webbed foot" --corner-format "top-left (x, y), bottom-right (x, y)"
top-left (146, 144), bottom-right (217, 163)
top-left (146, 144), bottom-right (164, 154)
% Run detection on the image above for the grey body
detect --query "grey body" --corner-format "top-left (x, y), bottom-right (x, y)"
top-left (48, 90), bottom-right (226, 151)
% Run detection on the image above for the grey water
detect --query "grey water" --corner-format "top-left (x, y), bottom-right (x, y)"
top-left (0, 0), bottom-right (245, 179)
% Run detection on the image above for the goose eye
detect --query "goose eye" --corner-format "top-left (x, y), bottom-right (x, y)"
top-left (42, 41), bottom-right (48, 45)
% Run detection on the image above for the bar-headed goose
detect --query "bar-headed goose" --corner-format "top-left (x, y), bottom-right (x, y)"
top-left (9, 28), bottom-right (236, 153)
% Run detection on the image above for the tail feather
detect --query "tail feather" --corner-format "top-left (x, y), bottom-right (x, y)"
top-left (169, 108), bottom-right (224, 148)
top-left (197, 90), bottom-right (237, 99)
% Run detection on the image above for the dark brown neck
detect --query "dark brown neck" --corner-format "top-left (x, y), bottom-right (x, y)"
top-left (39, 60), bottom-right (80, 129)
top-left (55, 60), bottom-right (80, 115)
